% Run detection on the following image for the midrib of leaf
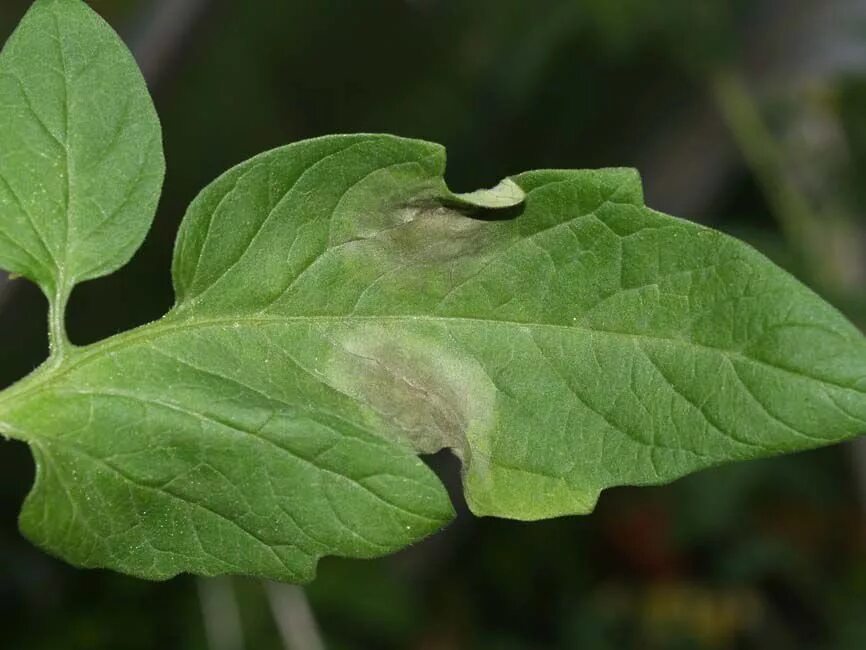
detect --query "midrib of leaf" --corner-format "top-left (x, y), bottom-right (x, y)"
top-left (51, 9), bottom-right (72, 258)
top-left (1, 310), bottom-right (861, 447)
top-left (48, 8), bottom-right (74, 357)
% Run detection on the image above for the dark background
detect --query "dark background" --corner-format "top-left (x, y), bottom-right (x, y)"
top-left (1, 1), bottom-right (866, 648)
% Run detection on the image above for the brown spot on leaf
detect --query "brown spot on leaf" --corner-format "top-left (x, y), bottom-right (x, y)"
top-left (320, 324), bottom-right (496, 457)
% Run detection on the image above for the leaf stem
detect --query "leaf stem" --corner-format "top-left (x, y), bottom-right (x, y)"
top-left (48, 280), bottom-right (72, 362)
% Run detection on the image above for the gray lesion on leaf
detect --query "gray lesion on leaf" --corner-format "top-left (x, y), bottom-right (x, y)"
top-left (382, 202), bottom-right (496, 265)
top-left (319, 324), bottom-right (497, 458)
top-left (389, 177), bottom-right (525, 265)
top-left (330, 166), bottom-right (524, 267)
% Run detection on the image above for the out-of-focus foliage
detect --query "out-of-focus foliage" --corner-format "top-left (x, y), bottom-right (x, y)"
top-left (1, 0), bottom-right (864, 648)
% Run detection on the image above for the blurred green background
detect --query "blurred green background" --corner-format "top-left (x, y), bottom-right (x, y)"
top-left (2, 1), bottom-right (866, 648)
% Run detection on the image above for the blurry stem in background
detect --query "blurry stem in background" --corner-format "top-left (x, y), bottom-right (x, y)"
top-left (713, 67), bottom-right (866, 512)
top-left (712, 72), bottom-right (811, 240)
top-left (128, 0), bottom-right (213, 83)
top-left (264, 582), bottom-right (326, 650)
top-left (198, 577), bottom-right (246, 650)
top-left (713, 70), bottom-right (866, 297)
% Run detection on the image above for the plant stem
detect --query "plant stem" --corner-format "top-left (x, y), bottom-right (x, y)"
top-left (48, 282), bottom-right (72, 362)
top-left (711, 70), bottom-right (819, 272)
top-left (712, 69), bottom-right (866, 297)
top-left (264, 582), bottom-right (325, 650)
top-left (198, 577), bottom-right (245, 650)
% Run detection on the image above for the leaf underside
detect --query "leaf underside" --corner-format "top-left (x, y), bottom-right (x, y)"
top-left (0, 0), bottom-right (865, 583)
top-left (0, 0), bottom-right (163, 297)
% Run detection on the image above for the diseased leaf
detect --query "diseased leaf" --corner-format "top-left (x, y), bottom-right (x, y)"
top-left (169, 139), bottom-right (866, 520)
top-left (2, 134), bottom-right (865, 580)
top-left (1, 0), bottom-right (865, 584)
top-left (0, 0), bottom-right (163, 300)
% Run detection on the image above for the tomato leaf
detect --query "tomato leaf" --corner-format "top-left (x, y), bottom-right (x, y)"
top-left (0, 1), bottom-right (864, 582)
top-left (0, 0), bottom-right (163, 308)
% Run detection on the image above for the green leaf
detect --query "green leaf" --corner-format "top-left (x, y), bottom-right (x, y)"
top-left (0, 0), bottom-right (163, 310)
top-left (167, 138), bottom-right (866, 521)
top-left (1, 1), bottom-right (865, 584)
top-left (1, 134), bottom-right (865, 581)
